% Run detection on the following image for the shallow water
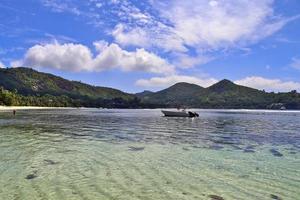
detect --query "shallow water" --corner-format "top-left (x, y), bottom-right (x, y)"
top-left (0, 109), bottom-right (299, 200)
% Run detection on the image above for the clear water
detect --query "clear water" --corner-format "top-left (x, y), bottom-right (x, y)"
top-left (0, 109), bottom-right (299, 200)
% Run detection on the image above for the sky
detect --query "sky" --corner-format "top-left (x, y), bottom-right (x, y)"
top-left (1, 0), bottom-right (300, 93)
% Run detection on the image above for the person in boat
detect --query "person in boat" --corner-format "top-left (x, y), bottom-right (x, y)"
top-left (177, 106), bottom-right (186, 112)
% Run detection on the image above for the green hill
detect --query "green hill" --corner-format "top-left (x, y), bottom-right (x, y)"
top-left (139, 80), bottom-right (300, 109)
top-left (0, 67), bottom-right (132, 99)
top-left (139, 82), bottom-right (205, 107)
top-left (0, 67), bottom-right (299, 109)
top-left (0, 67), bottom-right (137, 107)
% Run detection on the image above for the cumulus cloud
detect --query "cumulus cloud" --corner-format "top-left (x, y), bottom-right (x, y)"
top-left (93, 40), bottom-right (109, 52)
top-left (12, 42), bottom-right (175, 74)
top-left (18, 43), bottom-right (93, 71)
top-left (235, 76), bottom-right (300, 92)
top-left (92, 43), bottom-right (175, 74)
top-left (41, 0), bottom-right (298, 68)
top-left (136, 75), bottom-right (218, 88)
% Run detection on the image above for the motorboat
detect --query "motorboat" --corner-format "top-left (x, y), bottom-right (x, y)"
top-left (161, 110), bottom-right (199, 117)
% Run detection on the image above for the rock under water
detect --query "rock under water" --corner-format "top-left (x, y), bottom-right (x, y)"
top-left (209, 194), bottom-right (225, 200)
top-left (128, 146), bottom-right (145, 151)
top-left (270, 194), bottom-right (282, 200)
top-left (270, 149), bottom-right (283, 157)
top-left (26, 173), bottom-right (37, 180)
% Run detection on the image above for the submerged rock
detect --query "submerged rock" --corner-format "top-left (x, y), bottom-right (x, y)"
top-left (209, 194), bottom-right (225, 200)
top-left (44, 159), bottom-right (59, 165)
top-left (26, 173), bottom-right (37, 180)
top-left (270, 194), bottom-right (282, 200)
top-left (128, 146), bottom-right (145, 151)
top-left (270, 149), bottom-right (283, 157)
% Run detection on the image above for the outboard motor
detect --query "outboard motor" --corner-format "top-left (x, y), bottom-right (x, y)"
top-left (188, 112), bottom-right (199, 118)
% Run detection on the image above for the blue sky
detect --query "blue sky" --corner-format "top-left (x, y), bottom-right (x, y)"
top-left (1, 0), bottom-right (300, 93)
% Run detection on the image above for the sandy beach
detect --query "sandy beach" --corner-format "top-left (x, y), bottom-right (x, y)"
top-left (0, 106), bottom-right (75, 111)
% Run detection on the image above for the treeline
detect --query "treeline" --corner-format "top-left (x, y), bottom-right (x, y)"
top-left (0, 87), bottom-right (141, 108)
top-left (1, 86), bottom-right (300, 109)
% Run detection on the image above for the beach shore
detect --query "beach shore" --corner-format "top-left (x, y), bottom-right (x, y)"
top-left (0, 106), bottom-right (75, 111)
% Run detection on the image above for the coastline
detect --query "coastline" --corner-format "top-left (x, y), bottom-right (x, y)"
top-left (0, 106), bottom-right (75, 111)
top-left (1, 106), bottom-right (300, 113)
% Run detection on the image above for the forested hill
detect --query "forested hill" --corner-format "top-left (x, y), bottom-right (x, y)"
top-left (0, 67), bottom-right (138, 108)
top-left (138, 80), bottom-right (300, 109)
top-left (0, 67), bottom-right (300, 109)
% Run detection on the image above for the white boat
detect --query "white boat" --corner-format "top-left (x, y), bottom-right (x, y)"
top-left (161, 110), bottom-right (199, 117)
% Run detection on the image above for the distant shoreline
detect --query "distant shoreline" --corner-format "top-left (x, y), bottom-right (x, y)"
top-left (0, 106), bottom-right (76, 110)
top-left (1, 106), bottom-right (300, 113)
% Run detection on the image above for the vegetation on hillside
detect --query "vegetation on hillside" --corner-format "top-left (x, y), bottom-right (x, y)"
top-left (1, 67), bottom-right (300, 109)
top-left (139, 80), bottom-right (300, 109)
top-left (0, 67), bottom-right (140, 108)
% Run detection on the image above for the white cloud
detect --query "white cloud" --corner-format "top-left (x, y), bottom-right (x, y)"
top-left (0, 61), bottom-right (5, 68)
top-left (173, 54), bottom-right (214, 69)
top-left (93, 40), bottom-right (109, 52)
top-left (112, 23), bottom-right (187, 53)
top-left (291, 57), bottom-right (300, 70)
top-left (110, 0), bottom-right (298, 68)
top-left (92, 43), bottom-right (175, 74)
top-left (19, 43), bottom-right (93, 71)
top-left (12, 42), bottom-right (175, 74)
top-left (95, 3), bottom-right (102, 8)
top-left (112, 0), bottom-right (298, 52)
top-left (41, 0), bottom-right (297, 69)
top-left (235, 76), bottom-right (300, 92)
top-left (151, 0), bottom-right (295, 50)
top-left (42, 0), bottom-right (81, 15)
top-left (112, 24), bottom-right (149, 48)
top-left (136, 75), bottom-right (218, 88)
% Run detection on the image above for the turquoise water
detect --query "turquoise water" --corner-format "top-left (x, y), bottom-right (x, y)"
top-left (0, 109), bottom-right (299, 200)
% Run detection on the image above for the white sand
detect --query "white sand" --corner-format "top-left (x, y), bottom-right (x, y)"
top-left (0, 106), bottom-right (75, 110)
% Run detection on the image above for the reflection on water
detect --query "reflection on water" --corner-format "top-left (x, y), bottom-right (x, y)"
top-left (0, 109), bottom-right (299, 200)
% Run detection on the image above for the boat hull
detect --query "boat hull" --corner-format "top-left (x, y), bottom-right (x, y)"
top-left (162, 110), bottom-right (196, 117)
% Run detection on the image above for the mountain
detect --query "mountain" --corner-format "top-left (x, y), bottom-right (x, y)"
top-left (0, 67), bottom-right (133, 100)
top-left (203, 79), bottom-right (270, 108)
top-left (139, 79), bottom-right (300, 109)
top-left (135, 90), bottom-right (154, 98)
top-left (0, 67), bottom-right (137, 108)
top-left (140, 82), bottom-right (205, 107)
top-left (1, 67), bottom-right (300, 109)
